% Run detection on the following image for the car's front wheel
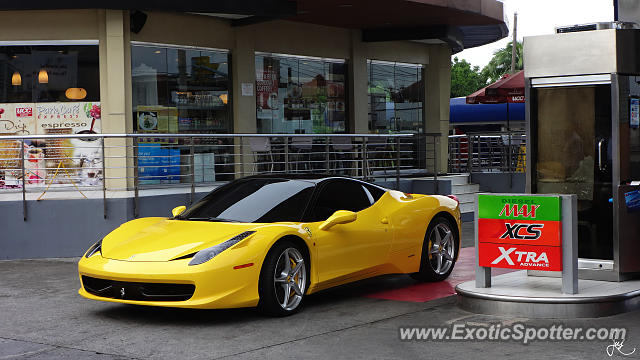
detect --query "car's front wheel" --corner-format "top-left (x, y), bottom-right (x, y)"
top-left (258, 241), bottom-right (308, 316)
top-left (411, 216), bottom-right (458, 282)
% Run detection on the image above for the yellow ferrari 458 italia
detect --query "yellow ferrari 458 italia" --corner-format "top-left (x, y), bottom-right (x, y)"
top-left (78, 175), bottom-right (461, 316)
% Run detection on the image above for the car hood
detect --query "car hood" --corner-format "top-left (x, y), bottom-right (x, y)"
top-left (101, 217), bottom-right (260, 262)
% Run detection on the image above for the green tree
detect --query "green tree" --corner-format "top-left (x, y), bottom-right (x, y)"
top-left (481, 41), bottom-right (523, 84)
top-left (450, 57), bottom-right (485, 97)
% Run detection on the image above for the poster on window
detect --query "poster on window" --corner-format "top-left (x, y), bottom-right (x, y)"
top-left (0, 101), bottom-right (102, 189)
top-left (631, 97), bottom-right (639, 129)
top-left (0, 103), bottom-right (38, 188)
top-left (256, 69), bottom-right (279, 110)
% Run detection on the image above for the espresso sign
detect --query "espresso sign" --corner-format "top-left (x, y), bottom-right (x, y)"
top-left (477, 194), bottom-right (562, 271)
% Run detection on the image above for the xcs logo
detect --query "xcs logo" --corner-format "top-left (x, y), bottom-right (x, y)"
top-left (500, 223), bottom-right (544, 240)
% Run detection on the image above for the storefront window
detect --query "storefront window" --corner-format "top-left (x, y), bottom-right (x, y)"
top-left (0, 43), bottom-right (101, 189)
top-left (255, 53), bottom-right (347, 134)
top-left (131, 44), bottom-right (230, 134)
top-left (367, 60), bottom-right (424, 133)
top-left (131, 43), bottom-right (232, 184)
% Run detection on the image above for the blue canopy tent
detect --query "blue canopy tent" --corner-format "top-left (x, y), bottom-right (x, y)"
top-left (449, 97), bottom-right (525, 127)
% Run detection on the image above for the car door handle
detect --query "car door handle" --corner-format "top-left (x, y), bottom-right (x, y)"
top-left (380, 218), bottom-right (389, 224)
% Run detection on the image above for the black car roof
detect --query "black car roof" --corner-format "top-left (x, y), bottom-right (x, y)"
top-left (242, 173), bottom-right (388, 188)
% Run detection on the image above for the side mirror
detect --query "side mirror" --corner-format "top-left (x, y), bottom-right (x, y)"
top-left (171, 205), bottom-right (187, 218)
top-left (319, 210), bottom-right (357, 231)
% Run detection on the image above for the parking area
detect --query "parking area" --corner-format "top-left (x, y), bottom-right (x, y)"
top-left (1, 221), bottom-right (639, 360)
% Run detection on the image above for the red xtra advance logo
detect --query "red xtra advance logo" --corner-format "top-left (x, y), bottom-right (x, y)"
top-left (478, 243), bottom-right (562, 271)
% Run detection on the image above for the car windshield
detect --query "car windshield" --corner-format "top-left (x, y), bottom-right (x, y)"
top-left (177, 178), bottom-right (315, 223)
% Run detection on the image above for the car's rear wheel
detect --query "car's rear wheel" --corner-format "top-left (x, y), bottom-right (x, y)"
top-left (258, 241), bottom-right (308, 316)
top-left (411, 216), bottom-right (458, 282)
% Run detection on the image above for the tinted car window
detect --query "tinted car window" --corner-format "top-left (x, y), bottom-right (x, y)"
top-left (178, 178), bottom-right (315, 223)
top-left (307, 180), bottom-right (373, 222)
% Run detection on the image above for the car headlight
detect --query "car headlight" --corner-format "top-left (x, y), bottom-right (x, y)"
top-left (188, 231), bottom-right (255, 266)
top-left (84, 240), bottom-right (102, 258)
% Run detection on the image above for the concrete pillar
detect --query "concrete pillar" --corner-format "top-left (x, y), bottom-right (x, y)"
top-left (424, 44), bottom-right (451, 175)
top-left (232, 27), bottom-right (257, 177)
top-left (349, 30), bottom-right (369, 134)
top-left (99, 10), bottom-right (130, 191)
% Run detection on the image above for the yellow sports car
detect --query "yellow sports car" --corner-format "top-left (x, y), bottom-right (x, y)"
top-left (78, 175), bottom-right (461, 316)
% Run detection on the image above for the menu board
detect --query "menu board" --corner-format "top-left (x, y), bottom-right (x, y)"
top-left (0, 101), bottom-right (102, 189)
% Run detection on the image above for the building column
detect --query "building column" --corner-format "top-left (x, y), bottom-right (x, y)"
top-left (424, 44), bottom-right (451, 175)
top-left (349, 30), bottom-right (369, 134)
top-left (99, 10), bottom-right (130, 191)
top-left (232, 27), bottom-right (257, 177)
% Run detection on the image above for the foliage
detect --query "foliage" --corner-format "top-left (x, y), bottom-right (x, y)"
top-left (480, 41), bottom-right (523, 84)
top-left (450, 57), bottom-right (485, 97)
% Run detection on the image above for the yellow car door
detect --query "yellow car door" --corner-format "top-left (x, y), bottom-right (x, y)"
top-left (304, 179), bottom-right (391, 285)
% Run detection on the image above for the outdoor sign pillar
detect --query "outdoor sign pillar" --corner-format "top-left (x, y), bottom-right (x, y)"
top-left (475, 193), bottom-right (578, 294)
top-left (561, 194), bottom-right (578, 294)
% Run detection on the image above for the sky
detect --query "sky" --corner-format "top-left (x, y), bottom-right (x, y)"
top-left (457, 0), bottom-right (615, 69)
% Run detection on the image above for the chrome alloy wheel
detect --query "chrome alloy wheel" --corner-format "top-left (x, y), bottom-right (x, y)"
top-left (273, 247), bottom-right (306, 311)
top-left (427, 222), bottom-right (455, 275)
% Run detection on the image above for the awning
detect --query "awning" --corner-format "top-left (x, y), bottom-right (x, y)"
top-left (450, 97), bottom-right (524, 124)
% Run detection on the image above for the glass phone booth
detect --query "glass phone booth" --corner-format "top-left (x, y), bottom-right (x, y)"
top-left (525, 28), bottom-right (640, 281)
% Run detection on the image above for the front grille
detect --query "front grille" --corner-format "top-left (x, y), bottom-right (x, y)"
top-left (82, 276), bottom-right (195, 302)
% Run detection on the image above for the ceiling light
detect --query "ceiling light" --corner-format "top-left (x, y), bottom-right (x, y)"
top-left (65, 87), bottom-right (87, 100)
top-left (11, 72), bottom-right (21, 86)
top-left (38, 69), bottom-right (48, 84)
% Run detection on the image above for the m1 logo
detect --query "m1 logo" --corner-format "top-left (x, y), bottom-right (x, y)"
top-left (499, 203), bottom-right (540, 218)
top-left (500, 223), bottom-right (544, 240)
top-left (16, 107), bottom-right (33, 117)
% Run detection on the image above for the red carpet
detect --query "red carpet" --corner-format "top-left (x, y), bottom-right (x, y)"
top-left (364, 247), bottom-right (515, 302)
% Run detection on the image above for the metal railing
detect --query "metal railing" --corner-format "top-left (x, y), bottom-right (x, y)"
top-left (448, 131), bottom-right (526, 173)
top-left (0, 132), bottom-right (441, 220)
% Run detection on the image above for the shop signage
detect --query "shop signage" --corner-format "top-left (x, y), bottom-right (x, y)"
top-left (477, 194), bottom-right (562, 271)
top-left (0, 102), bottom-right (102, 189)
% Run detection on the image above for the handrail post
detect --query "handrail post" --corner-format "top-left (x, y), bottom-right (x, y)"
top-left (362, 137), bottom-right (368, 180)
top-left (20, 139), bottom-right (26, 221)
top-left (102, 138), bottom-right (107, 219)
top-left (133, 136), bottom-right (139, 218)
top-left (467, 134), bottom-right (472, 173)
top-left (434, 135), bottom-right (439, 194)
top-left (239, 136), bottom-right (244, 178)
top-left (284, 136), bottom-right (289, 173)
top-left (190, 136), bottom-right (195, 205)
top-left (325, 136), bottom-right (330, 175)
top-left (395, 136), bottom-right (400, 190)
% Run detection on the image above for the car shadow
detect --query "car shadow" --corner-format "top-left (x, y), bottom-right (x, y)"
top-left (89, 273), bottom-right (423, 324)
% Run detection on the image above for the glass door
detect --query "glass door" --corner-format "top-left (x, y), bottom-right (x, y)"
top-left (532, 84), bottom-right (613, 260)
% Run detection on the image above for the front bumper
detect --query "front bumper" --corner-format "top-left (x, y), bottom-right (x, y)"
top-left (78, 253), bottom-right (262, 309)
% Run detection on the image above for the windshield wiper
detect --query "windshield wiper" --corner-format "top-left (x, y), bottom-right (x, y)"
top-left (207, 217), bottom-right (240, 222)
top-left (181, 217), bottom-right (239, 222)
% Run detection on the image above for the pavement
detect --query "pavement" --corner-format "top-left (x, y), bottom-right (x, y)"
top-left (1, 221), bottom-right (640, 359)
